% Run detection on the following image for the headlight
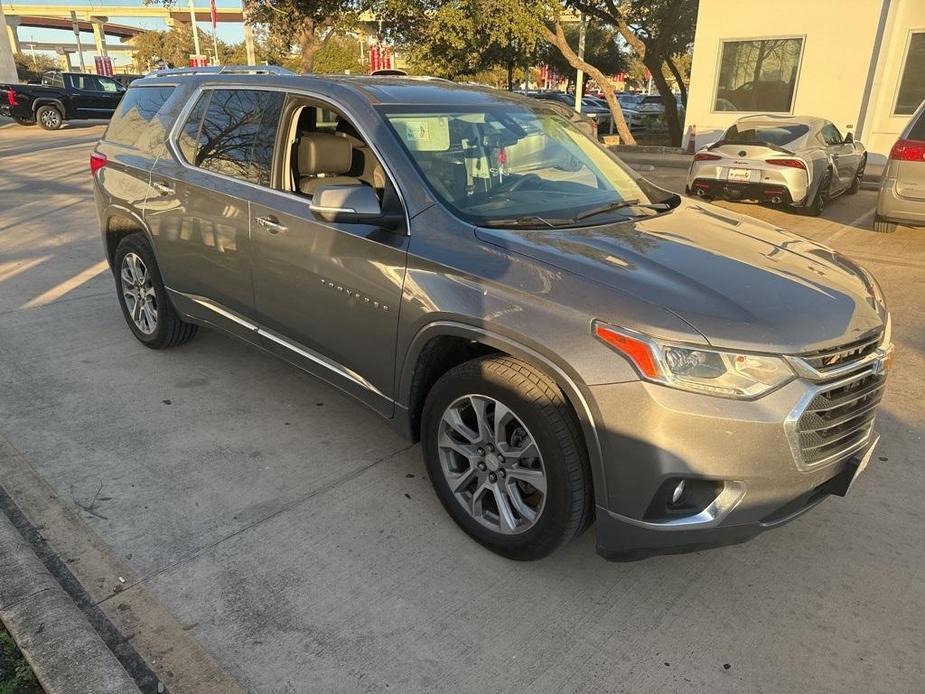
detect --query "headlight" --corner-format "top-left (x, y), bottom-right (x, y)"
top-left (594, 322), bottom-right (794, 399)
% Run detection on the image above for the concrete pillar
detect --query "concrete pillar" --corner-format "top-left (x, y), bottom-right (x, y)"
top-left (5, 16), bottom-right (20, 55)
top-left (0, 4), bottom-right (19, 83)
top-left (91, 18), bottom-right (108, 57)
top-left (58, 49), bottom-right (73, 71)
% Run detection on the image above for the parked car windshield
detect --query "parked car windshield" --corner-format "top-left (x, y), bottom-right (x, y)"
top-left (380, 104), bottom-right (674, 226)
top-left (722, 124), bottom-right (809, 147)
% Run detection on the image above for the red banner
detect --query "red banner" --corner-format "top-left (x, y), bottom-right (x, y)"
top-left (210, 0), bottom-right (218, 30)
top-left (94, 55), bottom-right (114, 77)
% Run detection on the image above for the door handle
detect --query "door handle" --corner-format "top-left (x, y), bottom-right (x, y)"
top-left (255, 216), bottom-right (287, 234)
top-left (152, 181), bottom-right (173, 196)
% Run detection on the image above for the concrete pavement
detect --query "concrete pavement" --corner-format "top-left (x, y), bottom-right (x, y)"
top-left (0, 124), bottom-right (923, 693)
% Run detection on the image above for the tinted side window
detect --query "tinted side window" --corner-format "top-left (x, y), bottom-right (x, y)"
top-left (70, 74), bottom-right (102, 91)
top-left (104, 86), bottom-right (175, 154)
top-left (98, 77), bottom-right (121, 93)
top-left (909, 110), bottom-right (925, 141)
top-left (178, 89), bottom-right (284, 185)
top-left (821, 123), bottom-right (842, 146)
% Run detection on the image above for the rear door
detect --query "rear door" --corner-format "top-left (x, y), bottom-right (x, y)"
top-left (67, 74), bottom-right (108, 117)
top-left (96, 75), bottom-right (126, 116)
top-left (249, 98), bottom-right (408, 415)
top-left (146, 87), bottom-right (284, 338)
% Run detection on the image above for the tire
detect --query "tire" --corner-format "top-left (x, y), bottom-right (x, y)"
top-left (13, 116), bottom-right (35, 126)
top-left (847, 156), bottom-right (866, 195)
top-left (804, 170), bottom-right (831, 217)
top-left (35, 105), bottom-right (63, 130)
top-left (873, 214), bottom-right (897, 234)
top-left (421, 355), bottom-right (593, 560)
top-left (112, 233), bottom-right (198, 349)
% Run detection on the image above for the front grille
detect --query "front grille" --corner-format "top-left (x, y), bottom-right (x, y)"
top-left (797, 371), bottom-right (886, 466)
top-left (800, 331), bottom-right (883, 372)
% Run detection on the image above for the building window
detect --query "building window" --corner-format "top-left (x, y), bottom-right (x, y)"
top-left (713, 38), bottom-right (803, 113)
top-left (895, 32), bottom-right (925, 116)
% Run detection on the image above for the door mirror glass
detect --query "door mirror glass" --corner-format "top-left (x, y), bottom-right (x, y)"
top-left (309, 184), bottom-right (401, 227)
top-left (844, 132), bottom-right (854, 144)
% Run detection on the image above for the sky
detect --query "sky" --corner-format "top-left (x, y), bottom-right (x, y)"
top-left (10, 0), bottom-right (249, 66)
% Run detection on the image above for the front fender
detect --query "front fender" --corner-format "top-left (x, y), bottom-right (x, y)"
top-left (398, 319), bottom-right (610, 509)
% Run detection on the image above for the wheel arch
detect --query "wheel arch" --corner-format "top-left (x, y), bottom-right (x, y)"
top-left (32, 98), bottom-right (66, 116)
top-left (102, 206), bottom-right (155, 269)
top-left (398, 321), bottom-right (608, 507)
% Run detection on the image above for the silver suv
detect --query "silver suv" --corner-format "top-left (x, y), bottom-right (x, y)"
top-left (876, 99), bottom-right (925, 232)
top-left (92, 69), bottom-right (893, 561)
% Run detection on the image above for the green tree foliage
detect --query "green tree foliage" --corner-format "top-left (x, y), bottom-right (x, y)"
top-left (242, 0), bottom-right (365, 73)
top-left (13, 52), bottom-right (57, 82)
top-left (130, 24), bottom-right (229, 70)
top-left (380, 0), bottom-right (546, 81)
top-left (314, 35), bottom-right (365, 74)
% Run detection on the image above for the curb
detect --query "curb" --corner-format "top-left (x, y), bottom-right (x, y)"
top-left (0, 509), bottom-right (140, 694)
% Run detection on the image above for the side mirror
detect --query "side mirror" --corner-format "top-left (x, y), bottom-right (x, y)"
top-left (309, 184), bottom-right (402, 228)
top-left (844, 132), bottom-right (854, 144)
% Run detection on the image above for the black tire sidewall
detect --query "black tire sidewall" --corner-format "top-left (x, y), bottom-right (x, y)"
top-left (112, 234), bottom-right (175, 348)
top-left (421, 359), bottom-right (587, 560)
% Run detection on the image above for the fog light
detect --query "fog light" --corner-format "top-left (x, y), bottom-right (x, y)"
top-left (670, 480), bottom-right (686, 506)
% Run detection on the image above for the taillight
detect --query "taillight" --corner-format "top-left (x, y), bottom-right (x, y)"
top-left (5, 89), bottom-right (16, 106)
top-left (90, 152), bottom-right (108, 175)
top-left (593, 323), bottom-right (660, 379)
top-left (765, 158), bottom-right (806, 170)
top-left (889, 138), bottom-right (925, 162)
top-left (693, 152), bottom-right (721, 162)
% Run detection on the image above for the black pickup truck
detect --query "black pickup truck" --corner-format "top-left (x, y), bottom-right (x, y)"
top-left (1, 71), bottom-right (126, 130)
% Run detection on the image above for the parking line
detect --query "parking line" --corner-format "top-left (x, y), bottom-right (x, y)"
top-left (20, 260), bottom-right (109, 309)
top-left (821, 208), bottom-right (876, 245)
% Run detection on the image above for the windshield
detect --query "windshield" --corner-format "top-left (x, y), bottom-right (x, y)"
top-left (722, 124), bottom-right (809, 146)
top-left (380, 104), bottom-right (673, 227)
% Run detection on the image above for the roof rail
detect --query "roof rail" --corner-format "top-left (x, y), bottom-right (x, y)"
top-left (148, 65), bottom-right (296, 78)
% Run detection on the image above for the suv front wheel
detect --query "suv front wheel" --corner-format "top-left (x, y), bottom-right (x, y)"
top-left (421, 356), bottom-right (593, 560)
top-left (113, 233), bottom-right (197, 349)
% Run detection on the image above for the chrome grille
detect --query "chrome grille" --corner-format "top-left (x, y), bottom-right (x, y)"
top-left (800, 331), bottom-right (883, 372)
top-left (797, 371), bottom-right (886, 466)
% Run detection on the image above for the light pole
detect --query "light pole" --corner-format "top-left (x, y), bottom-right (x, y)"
top-left (574, 13), bottom-right (587, 112)
top-left (70, 10), bottom-right (87, 73)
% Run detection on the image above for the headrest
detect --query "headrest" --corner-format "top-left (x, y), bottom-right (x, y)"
top-left (298, 133), bottom-right (352, 176)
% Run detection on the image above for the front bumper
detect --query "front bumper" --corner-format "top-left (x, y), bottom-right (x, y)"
top-left (588, 355), bottom-right (889, 560)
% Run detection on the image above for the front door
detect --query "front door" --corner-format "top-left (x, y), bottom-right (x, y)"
top-left (822, 122), bottom-right (856, 192)
top-left (249, 99), bottom-right (408, 415)
top-left (145, 88), bottom-right (284, 339)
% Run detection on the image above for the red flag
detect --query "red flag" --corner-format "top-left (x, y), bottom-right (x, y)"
top-left (210, 0), bottom-right (217, 30)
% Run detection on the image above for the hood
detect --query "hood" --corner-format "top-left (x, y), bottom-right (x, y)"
top-left (475, 201), bottom-right (886, 353)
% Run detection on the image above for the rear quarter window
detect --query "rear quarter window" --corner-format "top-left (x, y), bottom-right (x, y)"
top-left (909, 109), bottom-right (925, 141)
top-left (104, 86), bottom-right (176, 155)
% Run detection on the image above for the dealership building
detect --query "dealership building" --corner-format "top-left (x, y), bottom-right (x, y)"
top-left (684, 0), bottom-right (925, 164)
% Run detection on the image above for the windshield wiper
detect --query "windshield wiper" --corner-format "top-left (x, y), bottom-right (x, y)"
top-left (573, 199), bottom-right (671, 222)
top-left (482, 215), bottom-right (571, 228)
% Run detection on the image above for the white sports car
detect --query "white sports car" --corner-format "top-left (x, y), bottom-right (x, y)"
top-left (686, 115), bottom-right (867, 216)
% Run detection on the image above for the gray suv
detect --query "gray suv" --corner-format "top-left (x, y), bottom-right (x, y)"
top-left (92, 69), bottom-right (893, 561)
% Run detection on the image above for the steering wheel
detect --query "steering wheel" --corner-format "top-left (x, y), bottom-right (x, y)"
top-left (496, 173), bottom-right (541, 194)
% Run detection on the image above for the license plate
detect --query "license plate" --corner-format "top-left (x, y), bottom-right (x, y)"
top-left (727, 168), bottom-right (752, 182)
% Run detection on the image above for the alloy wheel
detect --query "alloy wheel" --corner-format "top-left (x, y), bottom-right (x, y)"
top-left (120, 252), bottom-right (158, 335)
top-left (437, 394), bottom-right (547, 535)
top-left (40, 109), bottom-right (60, 128)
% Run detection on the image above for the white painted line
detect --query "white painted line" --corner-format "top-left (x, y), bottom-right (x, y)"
top-left (821, 208), bottom-right (875, 245)
top-left (20, 260), bottom-right (109, 309)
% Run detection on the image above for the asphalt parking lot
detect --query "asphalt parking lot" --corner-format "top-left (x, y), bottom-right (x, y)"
top-left (1, 122), bottom-right (923, 693)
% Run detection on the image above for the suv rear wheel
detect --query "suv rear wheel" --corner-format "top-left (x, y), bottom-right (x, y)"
top-left (421, 356), bottom-right (592, 560)
top-left (113, 233), bottom-right (197, 349)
